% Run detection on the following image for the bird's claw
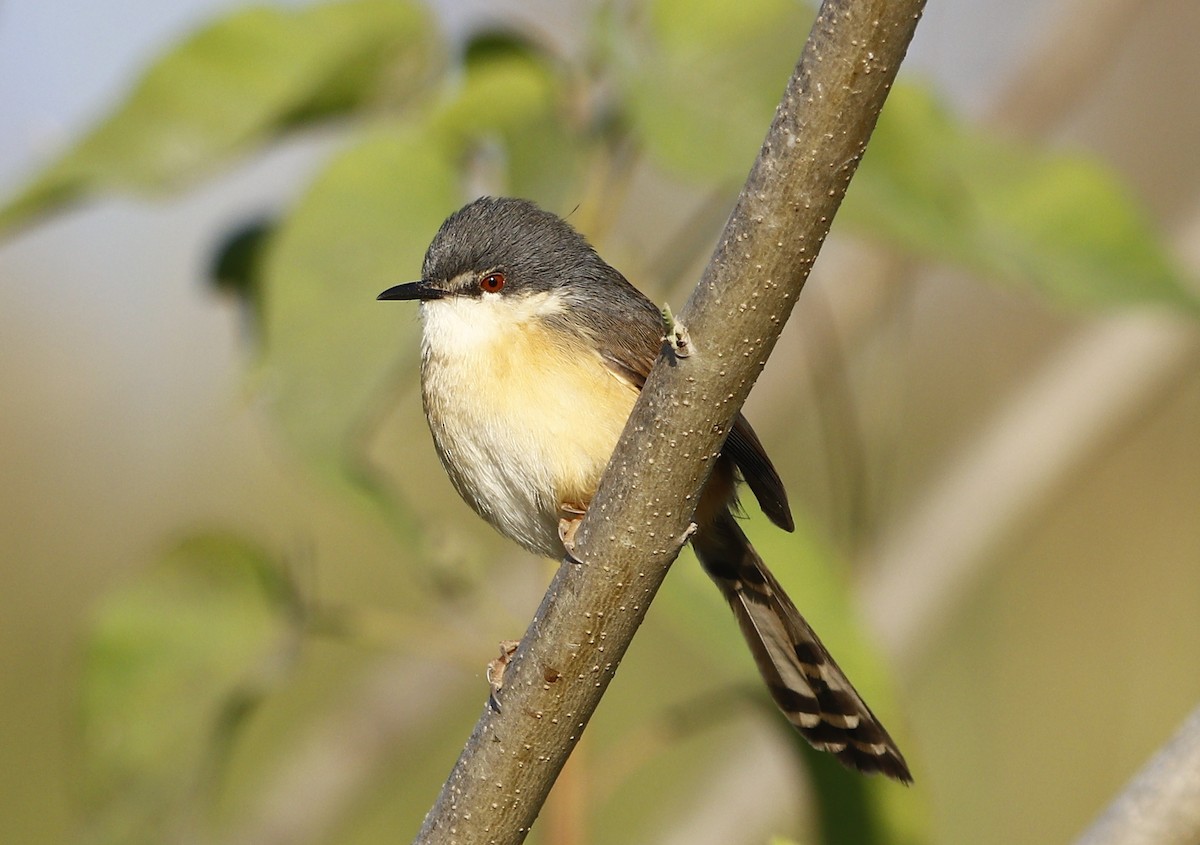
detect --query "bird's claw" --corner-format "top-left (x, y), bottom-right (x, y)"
top-left (486, 640), bottom-right (521, 711)
top-left (559, 502), bottom-right (587, 564)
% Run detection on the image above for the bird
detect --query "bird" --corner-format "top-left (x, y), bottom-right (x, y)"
top-left (378, 196), bottom-right (911, 783)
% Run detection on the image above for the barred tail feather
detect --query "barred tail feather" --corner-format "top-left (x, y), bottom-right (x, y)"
top-left (694, 510), bottom-right (912, 784)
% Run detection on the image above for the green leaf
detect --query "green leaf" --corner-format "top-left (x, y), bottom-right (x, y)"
top-left (620, 0), bottom-right (813, 182)
top-left (621, 3), bottom-right (1195, 315)
top-left (79, 534), bottom-right (296, 845)
top-left (258, 122), bottom-right (458, 484)
top-left (0, 0), bottom-right (441, 232)
top-left (843, 84), bottom-right (1199, 314)
top-left (429, 37), bottom-right (585, 206)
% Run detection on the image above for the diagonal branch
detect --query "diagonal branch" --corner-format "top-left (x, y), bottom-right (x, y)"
top-left (1074, 704), bottom-right (1200, 845)
top-left (413, 1), bottom-right (926, 842)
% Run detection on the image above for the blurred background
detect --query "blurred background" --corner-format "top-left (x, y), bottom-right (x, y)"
top-left (2, 1), bottom-right (1199, 843)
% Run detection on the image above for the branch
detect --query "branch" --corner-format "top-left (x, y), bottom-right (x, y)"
top-left (859, 310), bottom-right (1198, 666)
top-left (1074, 704), bottom-right (1200, 845)
top-left (413, 2), bottom-right (926, 842)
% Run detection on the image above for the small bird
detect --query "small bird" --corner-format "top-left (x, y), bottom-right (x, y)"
top-left (379, 196), bottom-right (911, 783)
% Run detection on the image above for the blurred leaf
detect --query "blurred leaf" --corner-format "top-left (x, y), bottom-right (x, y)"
top-left (79, 534), bottom-right (297, 845)
top-left (0, 0), bottom-right (441, 232)
top-left (620, 0), bottom-right (813, 182)
top-left (209, 215), bottom-right (276, 335)
top-left (259, 122), bottom-right (457, 485)
top-left (842, 84), bottom-right (1200, 314)
top-left (621, 2), bottom-right (1196, 315)
top-left (432, 35), bottom-right (585, 205)
top-left (462, 27), bottom-right (546, 67)
top-left (796, 737), bottom-right (904, 845)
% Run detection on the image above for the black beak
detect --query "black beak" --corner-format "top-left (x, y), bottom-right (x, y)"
top-left (377, 280), bottom-right (444, 301)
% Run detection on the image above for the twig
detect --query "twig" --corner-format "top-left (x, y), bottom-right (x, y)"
top-left (1073, 704), bottom-right (1200, 845)
top-left (412, 1), bottom-right (926, 842)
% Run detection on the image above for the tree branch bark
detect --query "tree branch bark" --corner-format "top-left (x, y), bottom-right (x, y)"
top-left (1074, 704), bottom-right (1200, 845)
top-left (413, 1), bottom-right (926, 842)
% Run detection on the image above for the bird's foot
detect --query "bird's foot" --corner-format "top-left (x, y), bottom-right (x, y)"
top-left (486, 639), bottom-right (521, 711)
top-left (558, 502), bottom-right (587, 564)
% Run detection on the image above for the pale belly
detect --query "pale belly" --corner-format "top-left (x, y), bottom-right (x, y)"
top-left (418, 296), bottom-right (639, 558)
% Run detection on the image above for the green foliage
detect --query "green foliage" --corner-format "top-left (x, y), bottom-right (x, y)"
top-left (621, 0), bottom-right (812, 181)
top-left (0, 0), bottom-right (441, 231)
top-left (79, 535), bottom-right (297, 845)
top-left (842, 84), bottom-right (1199, 313)
top-left (260, 122), bottom-right (456, 483)
top-left (432, 45), bottom-right (584, 205)
top-left (614, 0), bottom-right (1197, 315)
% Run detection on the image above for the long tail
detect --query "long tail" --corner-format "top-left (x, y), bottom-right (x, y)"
top-left (693, 510), bottom-right (912, 783)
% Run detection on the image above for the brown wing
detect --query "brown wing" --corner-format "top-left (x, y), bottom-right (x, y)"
top-left (592, 309), bottom-right (793, 533)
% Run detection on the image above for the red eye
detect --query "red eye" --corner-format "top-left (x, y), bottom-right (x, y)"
top-left (480, 272), bottom-right (506, 293)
